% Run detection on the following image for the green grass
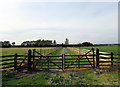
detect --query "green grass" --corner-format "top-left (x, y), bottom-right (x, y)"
top-left (73, 45), bottom-right (119, 54)
top-left (2, 71), bottom-right (51, 85)
top-left (75, 69), bottom-right (119, 85)
top-left (50, 48), bottom-right (63, 56)
top-left (2, 69), bottom-right (119, 85)
top-left (2, 47), bottom-right (56, 56)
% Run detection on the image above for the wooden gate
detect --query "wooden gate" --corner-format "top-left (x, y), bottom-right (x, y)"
top-left (32, 49), bottom-right (63, 71)
top-left (64, 48), bottom-right (95, 70)
top-left (28, 48), bottom-right (95, 71)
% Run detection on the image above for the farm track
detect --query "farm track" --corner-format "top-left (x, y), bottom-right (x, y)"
top-left (60, 48), bottom-right (70, 55)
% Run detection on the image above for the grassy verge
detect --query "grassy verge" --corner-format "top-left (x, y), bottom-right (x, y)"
top-left (2, 71), bottom-right (51, 85)
top-left (2, 69), bottom-right (119, 85)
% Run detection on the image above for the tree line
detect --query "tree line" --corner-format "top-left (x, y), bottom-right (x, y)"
top-left (0, 40), bottom-right (95, 47)
top-left (0, 39), bottom-right (57, 47)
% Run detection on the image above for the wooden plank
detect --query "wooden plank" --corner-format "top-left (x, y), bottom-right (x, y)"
top-left (2, 59), bottom-right (14, 61)
top-left (2, 62), bottom-right (14, 65)
top-left (64, 67), bottom-right (92, 69)
top-left (65, 61), bottom-right (93, 63)
top-left (65, 58), bottom-right (93, 60)
top-left (2, 66), bottom-right (14, 69)
top-left (65, 58), bottom-right (78, 60)
top-left (99, 53), bottom-right (111, 55)
top-left (113, 61), bottom-right (120, 63)
top-left (37, 65), bottom-right (61, 66)
top-left (100, 57), bottom-right (111, 59)
top-left (17, 58), bottom-right (26, 60)
top-left (113, 57), bottom-right (120, 59)
top-left (65, 64), bottom-right (91, 66)
top-left (0, 55), bottom-right (15, 57)
top-left (0, 55), bottom-right (27, 58)
top-left (49, 59), bottom-right (62, 60)
top-left (33, 55), bottom-right (62, 57)
top-left (99, 65), bottom-right (111, 66)
top-left (65, 54), bottom-right (94, 57)
top-left (99, 61), bottom-right (111, 63)
top-left (38, 68), bottom-right (60, 69)
top-left (113, 53), bottom-right (120, 55)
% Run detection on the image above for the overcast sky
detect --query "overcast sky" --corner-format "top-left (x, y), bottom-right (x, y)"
top-left (0, 0), bottom-right (118, 45)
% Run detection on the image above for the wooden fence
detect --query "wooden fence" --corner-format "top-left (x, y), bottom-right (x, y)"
top-left (0, 47), bottom-right (61, 71)
top-left (0, 48), bottom-right (120, 71)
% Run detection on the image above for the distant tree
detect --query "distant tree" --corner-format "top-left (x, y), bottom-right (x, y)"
top-left (82, 42), bottom-right (93, 46)
top-left (21, 39), bottom-right (54, 47)
top-left (12, 42), bottom-right (15, 46)
top-left (3, 41), bottom-right (11, 47)
top-left (53, 40), bottom-right (57, 45)
top-left (77, 43), bottom-right (82, 46)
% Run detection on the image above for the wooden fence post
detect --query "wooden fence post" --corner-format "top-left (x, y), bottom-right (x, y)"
top-left (111, 52), bottom-right (113, 66)
top-left (62, 54), bottom-right (65, 71)
top-left (40, 49), bottom-right (42, 54)
top-left (14, 53), bottom-right (17, 71)
top-left (28, 49), bottom-right (32, 71)
top-left (78, 56), bottom-right (80, 68)
top-left (33, 49), bottom-right (35, 70)
top-left (92, 48), bottom-right (95, 68)
top-left (96, 49), bottom-right (99, 68)
top-left (48, 57), bottom-right (49, 70)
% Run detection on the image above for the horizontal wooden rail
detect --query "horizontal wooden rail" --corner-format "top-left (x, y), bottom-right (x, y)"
top-left (0, 55), bottom-right (15, 57)
top-left (113, 57), bottom-right (120, 59)
top-left (99, 65), bottom-right (111, 66)
top-left (37, 68), bottom-right (62, 69)
top-left (113, 61), bottom-right (120, 63)
top-left (34, 55), bottom-right (62, 57)
top-left (65, 64), bottom-right (92, 66)
top-left (99, 61), bottom-right (111, 63)
top-left (2, 66), bottom-right (14, 69)
top-left (99, 53), bottom-right (111, 55)
top-left (64, 67), bottom-right (92, 69)
top-left (65, 61), bottom-right (93, 63)
top-left (100, 57), bottom-right (111, 59)
top-left (2, 59), bottom-right (14, 61)
top-left (2, 62), bottom-right (14, 65)
top-left (65, 54), bottom-right (95, 56)
top-left (113, 53), bottom-right (120, 55)
top-left (38, 65), bottom-right (62, 66)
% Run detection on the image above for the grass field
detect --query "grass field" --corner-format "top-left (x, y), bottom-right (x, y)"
top-left (73, 45), bottom-right (119, 54)
top-left (1, 47), bottom-right (56, 56)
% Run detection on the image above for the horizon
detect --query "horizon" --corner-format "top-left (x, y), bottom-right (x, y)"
top-left (0, 1), bottom-right (118, 45)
